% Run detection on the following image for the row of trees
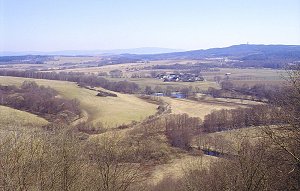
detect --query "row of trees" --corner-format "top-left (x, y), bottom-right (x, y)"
top-left (144, 85), bottom-right (196, 98)
top-left (202, 105), bottom-right (283, 132)
top-left (165, 114), bottom-right (200, 149)
top-left (0, 70), bottom-right (140, 94)
top-left (0, 81), bottom-right (80, 123)
top-left (207, 81), bottom-right (280, 101)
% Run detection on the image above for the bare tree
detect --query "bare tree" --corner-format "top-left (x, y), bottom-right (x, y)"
top-left (86, 134), bottom-right (145, 191)
top-left (165, 114), bottom-right (200, 149)
top-left (263, 65), bottom-right (300, 189)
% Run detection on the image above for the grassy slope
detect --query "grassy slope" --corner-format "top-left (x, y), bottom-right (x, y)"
top-left (162, 97), bottom-right (240, 120)
top-left (0, 105), bottom-right (48, 134)
top-left (0, 76), bottom-right (157, 127)
top-left (192, 126), bottom-right (265, 155)
top-left (205, 126), bottom-right (264, 142)
top-left (149, 154), bottom-right (218, 185)
top-left (0, 105), bottom-right (48, 126)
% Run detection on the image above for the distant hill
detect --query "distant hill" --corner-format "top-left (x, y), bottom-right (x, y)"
top-left (122, 44), bottom-right (300, 60)
top-left (2, 45), bottom-right (299, 59)
top-left (1, 44), bottom-right (299, 69)
top-left (0, 47), bottom-right (183, 56)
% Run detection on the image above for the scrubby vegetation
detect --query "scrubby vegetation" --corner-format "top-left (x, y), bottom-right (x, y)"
top-left (0, 126), bottom-right (146, 191)
top-left (0, 81), bottom-right (80, 123)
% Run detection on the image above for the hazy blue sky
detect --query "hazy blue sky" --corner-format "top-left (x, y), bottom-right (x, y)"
top-left (0, 0), bottom-right (300, 52)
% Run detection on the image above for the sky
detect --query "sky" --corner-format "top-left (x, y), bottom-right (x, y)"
top-left (0, 0), bottom-right (300, 52)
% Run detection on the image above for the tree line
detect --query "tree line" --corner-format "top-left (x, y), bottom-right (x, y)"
top-left (207, 80), bottom-right (280, 102)
top-left (202, 105), bottom-right (283, 132)
top-left (0, 70), bottom-right (140, 94)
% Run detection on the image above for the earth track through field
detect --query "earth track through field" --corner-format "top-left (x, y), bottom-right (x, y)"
top-left (70, 110), bottom-right (89, 126)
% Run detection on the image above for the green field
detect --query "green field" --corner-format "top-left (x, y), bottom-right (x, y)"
top-left (0, 76), bottom-right (158, 127)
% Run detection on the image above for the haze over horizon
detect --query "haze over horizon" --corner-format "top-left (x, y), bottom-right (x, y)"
top-left (1, 0), bottom-right (300, 52)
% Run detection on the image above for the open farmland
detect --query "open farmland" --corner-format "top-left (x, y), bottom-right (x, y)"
top-left (52, 59), bottom-right (286, 91)
top-left (0, 76), bottom-right (158, 127)
top-left (202, 68), bottom-right (286, 84)
top-left (45, 56), bottom-right (101, 65)
top-left (106, 77), bottom-right (219, 91)
top-left (54, 59), bottom-right (200, 75)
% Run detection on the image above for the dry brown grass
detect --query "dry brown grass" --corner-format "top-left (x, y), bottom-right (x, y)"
top-left (192, 126), bottom-right (266, 155)
top-left (0, 105), bottom-right (48, 138)
top-left (162, 97), bottom-right (241, 120)
top-left (0, 105), bottom-right (48, 127)
top-left (149, 154), bottom-right (218, 185)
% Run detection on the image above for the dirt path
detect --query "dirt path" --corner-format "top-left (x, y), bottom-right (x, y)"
top-left (70, 110), bottom-right (89, 126)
